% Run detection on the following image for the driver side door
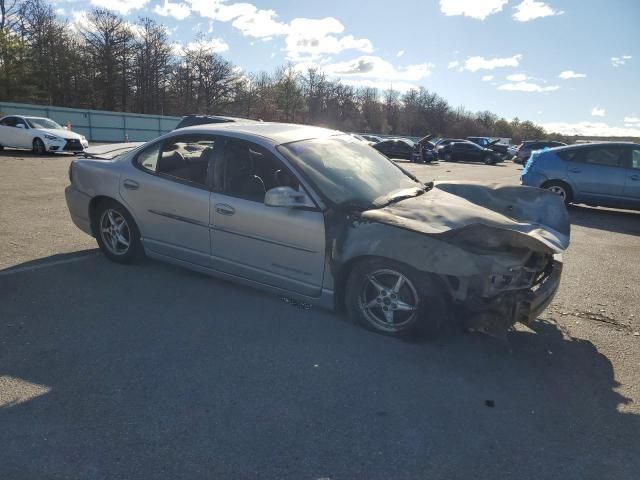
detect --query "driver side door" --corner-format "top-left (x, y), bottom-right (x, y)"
top-left (209, 138), bottom-right (326, 297)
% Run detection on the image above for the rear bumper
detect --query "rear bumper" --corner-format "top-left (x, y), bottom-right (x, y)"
top-left (65, 185), bottom-right (93, 236)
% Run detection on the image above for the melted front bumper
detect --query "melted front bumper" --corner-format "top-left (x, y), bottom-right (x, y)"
top-left (462, 259), bottom-right (563, 337)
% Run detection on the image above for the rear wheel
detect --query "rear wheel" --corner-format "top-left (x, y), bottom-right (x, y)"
top-left (94, 200), bottom-right (144, 263)
top-left (542, 180), bottom-right (572, 205)
top-left (443, 153), bottom-right (452, 162)
top-left (484, 155), bottom-right (495, 165)
top-left (32, 138), bottom-right (46, 154)
top-left (345, 258), bottom-right (447, 339)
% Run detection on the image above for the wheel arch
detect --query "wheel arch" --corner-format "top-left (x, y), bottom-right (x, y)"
top-left (332, 254), bottom-right (452, 312)
top-left (88, 196), bottom-right (129, 235)
top-left (541, 179), bottom-right (574, 202)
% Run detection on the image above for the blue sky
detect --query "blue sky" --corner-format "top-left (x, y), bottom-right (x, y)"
top-left (55, 0), bottom-right (639, 136)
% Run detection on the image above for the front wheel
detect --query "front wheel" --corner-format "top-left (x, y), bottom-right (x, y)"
top-left (484, 155), bottom-right (495, 165)
top-left (94, 200), bottom-right (144, 263)
top-left (443, 153), bottom-right (452, 162)
top-left (345, 259), bottom-right (447, 339)
top-left (33, 138), bottom-right (46, 154)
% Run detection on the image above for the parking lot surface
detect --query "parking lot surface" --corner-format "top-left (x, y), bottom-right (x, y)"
top-left (1, 150), bottom-right (639, 479)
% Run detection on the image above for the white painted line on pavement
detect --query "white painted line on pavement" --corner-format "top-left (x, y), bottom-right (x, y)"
top-left (0, 253), bottom-right (98, 277)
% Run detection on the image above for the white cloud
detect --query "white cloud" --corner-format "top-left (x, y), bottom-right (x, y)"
top-left (498, 81), bottom-right (559, 92)
top-left (285, 17), bottom-right (373, 61)
top-left (439, 0), bottom-right (508, 20)
top-left (307, 55), bottom-right (433, 82)
top-left (188, 0), bottom-right (288, 38)
top-left (396, 50), bottom-right (405, 57)
top-left (172, 37), bottom-right (230, 56)
top-left (558, 70), bottom-right (586, 79)
top-left (463, 54), bottom-right (522, 72)
top-left (591, 107), bottom-right (606, 117)
top-left (541, 121), bottom-right (640, 137)
top-left (448, 60), bottom-right (460, 69)
top-left (611, 55), bottom-right (632, 67)
top-left (513, 0), bottom-right (564, 22)
top-left (624, 116), bottom-right (640, 124)
top-left (481, 75), bottom-right (494, 81)
top-left (69, 10), bottom-right (92, 32)
top-left (232, 8), bottom-right (289, 38)
top-left (90, 0), bottom-right (149, 15)
top-left (339, 79), bottom-right (421, 92)
top-left (154, 1), bottom-right (191, 20)
top-left (506, 73), bottom-right (528, 81)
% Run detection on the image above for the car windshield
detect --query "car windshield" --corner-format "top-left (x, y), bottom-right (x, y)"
top-left (26, 117), bottom-right (63, 129)
top-left (278, 134), bottom-right (423, 209)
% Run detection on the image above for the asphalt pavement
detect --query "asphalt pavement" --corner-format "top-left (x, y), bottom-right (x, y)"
top-left (1, 150), bottom-right (639, 479)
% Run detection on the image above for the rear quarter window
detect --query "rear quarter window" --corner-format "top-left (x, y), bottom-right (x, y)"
top-left (556, 149), bottom-right (580, 162)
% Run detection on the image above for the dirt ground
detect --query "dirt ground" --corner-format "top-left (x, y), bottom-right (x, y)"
top-left (1, 149), bottom-right (639, 479)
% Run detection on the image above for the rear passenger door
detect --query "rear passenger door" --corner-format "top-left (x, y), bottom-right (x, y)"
top-left (622, 147), bottom-right (640, 206)
top-left (567, 146), bottom-right (627, 201)
top-left (119, 134), bottom-right (216, 266)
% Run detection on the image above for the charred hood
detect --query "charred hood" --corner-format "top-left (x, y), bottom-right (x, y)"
top-left (361, 181), bottom-right (570, 253)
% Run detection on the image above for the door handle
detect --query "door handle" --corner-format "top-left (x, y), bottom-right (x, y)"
top-left (215, 204), bottom-right (235, 216)
top-left (631, 174), bottom-right (640, 181)
top-left (569, 168), bottom-right (581, 173)
top-left (123, 179), bottom-right (139, 190)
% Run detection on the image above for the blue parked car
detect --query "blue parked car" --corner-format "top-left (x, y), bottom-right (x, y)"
top-left (520, 142), bottom-right (640, 209)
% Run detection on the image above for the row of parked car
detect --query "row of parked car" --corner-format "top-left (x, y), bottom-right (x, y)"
top-left (359, 135), bottom-right (517, 165)
top-left (2, 111), bottom-right (638, 210)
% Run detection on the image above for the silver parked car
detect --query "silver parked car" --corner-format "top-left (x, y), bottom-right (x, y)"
top-left (66, 123), bottom-right (570, 338)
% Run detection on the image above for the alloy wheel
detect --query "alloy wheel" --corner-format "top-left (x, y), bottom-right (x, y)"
top-left (547, 185), bottom-right (567, 200)
top-left (100, 209), bottom-right (131, 255)
top-left (359, 269), bottom-right (419, 333)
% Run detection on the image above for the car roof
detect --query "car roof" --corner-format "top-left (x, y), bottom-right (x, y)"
top-left (175, 122), bottom-right (343, 146)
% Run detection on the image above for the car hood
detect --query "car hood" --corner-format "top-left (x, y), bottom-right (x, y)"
top-left (37, 128), bottom-right (84, 140)
top-left (361, 181), bottom-right (570, 253)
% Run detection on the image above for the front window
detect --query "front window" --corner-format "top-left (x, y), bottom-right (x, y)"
top-left (278, 134), bottom-right (422, 208)
top-left (25, 117), bottom-right (63, 129)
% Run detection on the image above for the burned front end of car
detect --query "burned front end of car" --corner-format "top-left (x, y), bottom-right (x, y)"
top-left (439, 228), bottom-right (563, 337)
top-left (350, 181), bottom-right (571, 338)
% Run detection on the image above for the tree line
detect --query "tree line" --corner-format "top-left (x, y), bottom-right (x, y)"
top-left (0, 0), bottom-right (566, 143)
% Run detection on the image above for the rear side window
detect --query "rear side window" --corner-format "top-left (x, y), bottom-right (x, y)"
top-left (136, 135), bottom-right (216, 186)
top-left (631, 149), bottom-right (640, 169)
top-left (0, 117), bottom-right (14, 126)
top-left (581, 147), bottom-right (627, 168)
top-left (557, 149), bottom-right (580, 162)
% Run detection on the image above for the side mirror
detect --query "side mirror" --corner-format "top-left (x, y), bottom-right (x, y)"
top-left (16, 124), bottom-right (25, 129)
top-left (265, 186), bottom-right (314, 208)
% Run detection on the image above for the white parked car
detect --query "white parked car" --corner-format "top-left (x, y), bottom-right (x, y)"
top-left (0, 115), bottom-right (89, 154)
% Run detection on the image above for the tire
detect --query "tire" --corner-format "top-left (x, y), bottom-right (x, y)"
top-left (484, 155), bottom-right (495, 165)
top-left (542, 180), bottom-right (573, 206)
top-left (443, 153), bottom-right (452, 162)
top-left (33, 138), bottom-right (46, 154)
top-left (93, 199), bottom-right (144, 263)
top-left (345, 258), bottom-right (448, 339)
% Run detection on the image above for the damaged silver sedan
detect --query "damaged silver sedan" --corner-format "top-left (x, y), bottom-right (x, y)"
top-left (65, 123), bottom-right (569, 338)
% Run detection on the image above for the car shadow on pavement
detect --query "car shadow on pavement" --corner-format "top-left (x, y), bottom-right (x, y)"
top-left (0, 149), bottom-right (73, 159)
top-left (569, 204), bottom-right (640, 236)
top-left (1, 253), bottom-right (638, 479)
